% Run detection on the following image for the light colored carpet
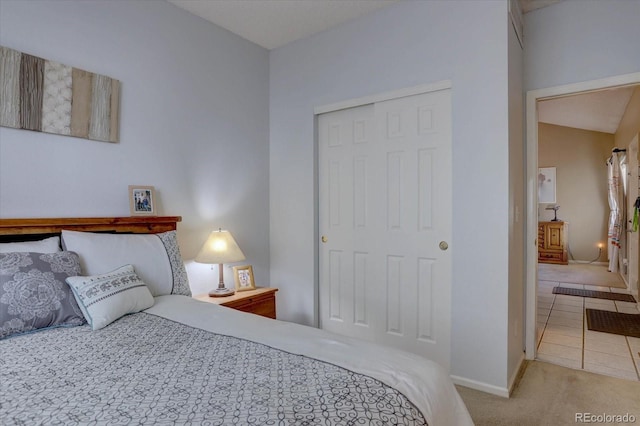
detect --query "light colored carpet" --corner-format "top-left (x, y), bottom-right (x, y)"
top-left (538, 263), bottom-right (626, 289)
top-left (457, 361), bottom-right (640, 426)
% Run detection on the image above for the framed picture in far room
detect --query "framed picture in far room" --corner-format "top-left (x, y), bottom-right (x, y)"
top-left (538, 167), bottom-right (556, 204)
top-left (233, 265), bottom-right (256, 292)
top-left (129, 185), bottom-right (156, 216)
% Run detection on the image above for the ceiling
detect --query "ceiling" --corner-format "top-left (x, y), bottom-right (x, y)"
top-left (520, 0), bottom-right (563, 13)
top-left (169, 0), bottom-right (632, 134)
top-left (168, 0), bottom-right (399, 50)
top-left (169, 0), bottom-right (562, 50)
top-left (538, 86), bottom-right (636, 134)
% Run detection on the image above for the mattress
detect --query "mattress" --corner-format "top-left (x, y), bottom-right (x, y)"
top-left (1, 295), bottom-right (473, 425)
top-left (0, 223), bottom-right (472, 425)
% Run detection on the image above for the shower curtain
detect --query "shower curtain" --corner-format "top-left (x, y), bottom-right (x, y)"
top-left (607, 152), bottom-right (625, 272)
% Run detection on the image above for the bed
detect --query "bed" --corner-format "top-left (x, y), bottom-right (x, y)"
top-left (0, 216), bottom-right (473, 426)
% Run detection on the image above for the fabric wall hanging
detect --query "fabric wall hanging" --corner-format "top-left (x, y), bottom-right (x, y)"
top-left (0, 46), bottom-right (120, 143)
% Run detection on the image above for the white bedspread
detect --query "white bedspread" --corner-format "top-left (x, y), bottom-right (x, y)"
top-left (147, 295), bottom-right (474, 426)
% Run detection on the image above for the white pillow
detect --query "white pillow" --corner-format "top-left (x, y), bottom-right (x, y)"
top-left (61, 230), bottom-right (190, 297)
top-left (66, 264), bottom-right (154, 330)
top-left (0, 236), bottom-right (61, 253)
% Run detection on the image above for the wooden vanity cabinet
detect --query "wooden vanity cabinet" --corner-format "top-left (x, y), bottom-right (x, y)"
top-left (538, 221), bottom-right (569, 265)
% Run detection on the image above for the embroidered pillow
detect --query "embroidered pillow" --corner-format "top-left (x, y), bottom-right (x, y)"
top-left (61, 230), bottom-right (191, 297)
top-left (66, 264), bottom-right (154, 331)
top-left (0, 251), bottom-right (85, 339)
top-left (0, 236), bottom-right (61, 253)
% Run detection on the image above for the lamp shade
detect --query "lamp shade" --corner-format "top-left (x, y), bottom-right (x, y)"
top-left (195, 229), bottom-right (245, 264)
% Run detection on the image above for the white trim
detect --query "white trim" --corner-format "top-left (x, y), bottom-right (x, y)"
top-left (508, 0), bottom-right (523, 49)
top-left (452, 353), bottom-right (524, 398)
top-left (525, 87), bottom-right (539, 360)
top-left (450, 375), bottom-right (510, 398)
top-left (525, 72), bottom-right (640, 361)
top-left (529, 73), bottom-right (640, 101)
top-left (568, 260), bottom-right (608, 266)
top-left (507, 353), bottom-right (526, 395)
top-left (314, 80), bottom-right (452, 114)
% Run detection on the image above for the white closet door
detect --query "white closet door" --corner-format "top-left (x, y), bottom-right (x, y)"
top-left (318, 89), bottom-right (452, 370)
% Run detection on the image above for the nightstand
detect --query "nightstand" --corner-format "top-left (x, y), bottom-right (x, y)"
top-left (194, 287), bottom-right (278, 319)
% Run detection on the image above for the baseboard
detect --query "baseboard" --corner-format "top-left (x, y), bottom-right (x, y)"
top-left (450, 375), bottom-right (510, 398)
top-left (568, 260), bottom-right (607, 266)
top-left (507, 353), bottom-right (526, 395)
top-left (451, 354), bottom-right (526, 398)
top-left (622, 274), bottom-right (630, 288)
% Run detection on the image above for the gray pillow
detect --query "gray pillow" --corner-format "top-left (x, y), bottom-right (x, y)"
top-left (0, 251), bottom-right (86, 339)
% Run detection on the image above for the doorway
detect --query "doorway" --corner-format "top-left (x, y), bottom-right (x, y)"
top-left (525, 73), bottom-right (640, 376)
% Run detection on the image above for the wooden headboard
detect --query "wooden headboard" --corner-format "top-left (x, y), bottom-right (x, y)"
top-left (0, 216), bottom-right (181, 242)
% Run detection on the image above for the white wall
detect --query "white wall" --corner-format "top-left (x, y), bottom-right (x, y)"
top-left (524, 0), bottom-right (640, 91)
top-left (270, 0), bottom-right (513, 390)
top-left (0, 0), bottom-right (270, 295)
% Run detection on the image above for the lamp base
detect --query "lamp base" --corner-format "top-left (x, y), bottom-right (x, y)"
top-left (208, 287), bottom-right (235, 297)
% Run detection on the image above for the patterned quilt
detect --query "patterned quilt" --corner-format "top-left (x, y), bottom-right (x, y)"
top-left (1, 312), bottom-right (428, 425)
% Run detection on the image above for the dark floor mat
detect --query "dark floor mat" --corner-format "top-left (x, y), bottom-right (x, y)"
top-left (586, 309), bottom-right (640, 338)
top-left (552, 287), bottom-right (636, 303)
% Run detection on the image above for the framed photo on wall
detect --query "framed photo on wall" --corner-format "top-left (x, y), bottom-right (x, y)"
top-left (129, 185), bottom-right (156, 216)
top-left (233, 265), bottom-right (256, 292)
top-left (538, 167), bottom-right (556, 204)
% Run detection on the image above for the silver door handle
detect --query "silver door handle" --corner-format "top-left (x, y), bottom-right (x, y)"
top-left (439, 241), bottom-right (449, 251)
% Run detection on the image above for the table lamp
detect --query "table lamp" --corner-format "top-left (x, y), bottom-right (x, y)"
top-left (545, 204), bottom-right (560, 221)
top-left (195, 228), bottom-right (245, 297)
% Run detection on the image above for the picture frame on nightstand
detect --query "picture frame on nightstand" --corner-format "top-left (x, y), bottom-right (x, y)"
top-left (233, 265), bottom-right (256, 292)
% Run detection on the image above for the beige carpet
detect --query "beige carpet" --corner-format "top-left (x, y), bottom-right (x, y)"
top-left (457, 361), bottom-right (640, 426)
top-left (538, 263), bottom-right (626, 289)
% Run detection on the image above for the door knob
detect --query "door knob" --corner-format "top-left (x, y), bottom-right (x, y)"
top-left (322, 236), bottom-right (328, 243)
top-left (439, 241), bottom-right (448, 251)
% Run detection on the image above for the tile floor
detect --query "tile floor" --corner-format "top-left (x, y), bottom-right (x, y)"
top-left (537, 279), bottom-right (640, 381)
